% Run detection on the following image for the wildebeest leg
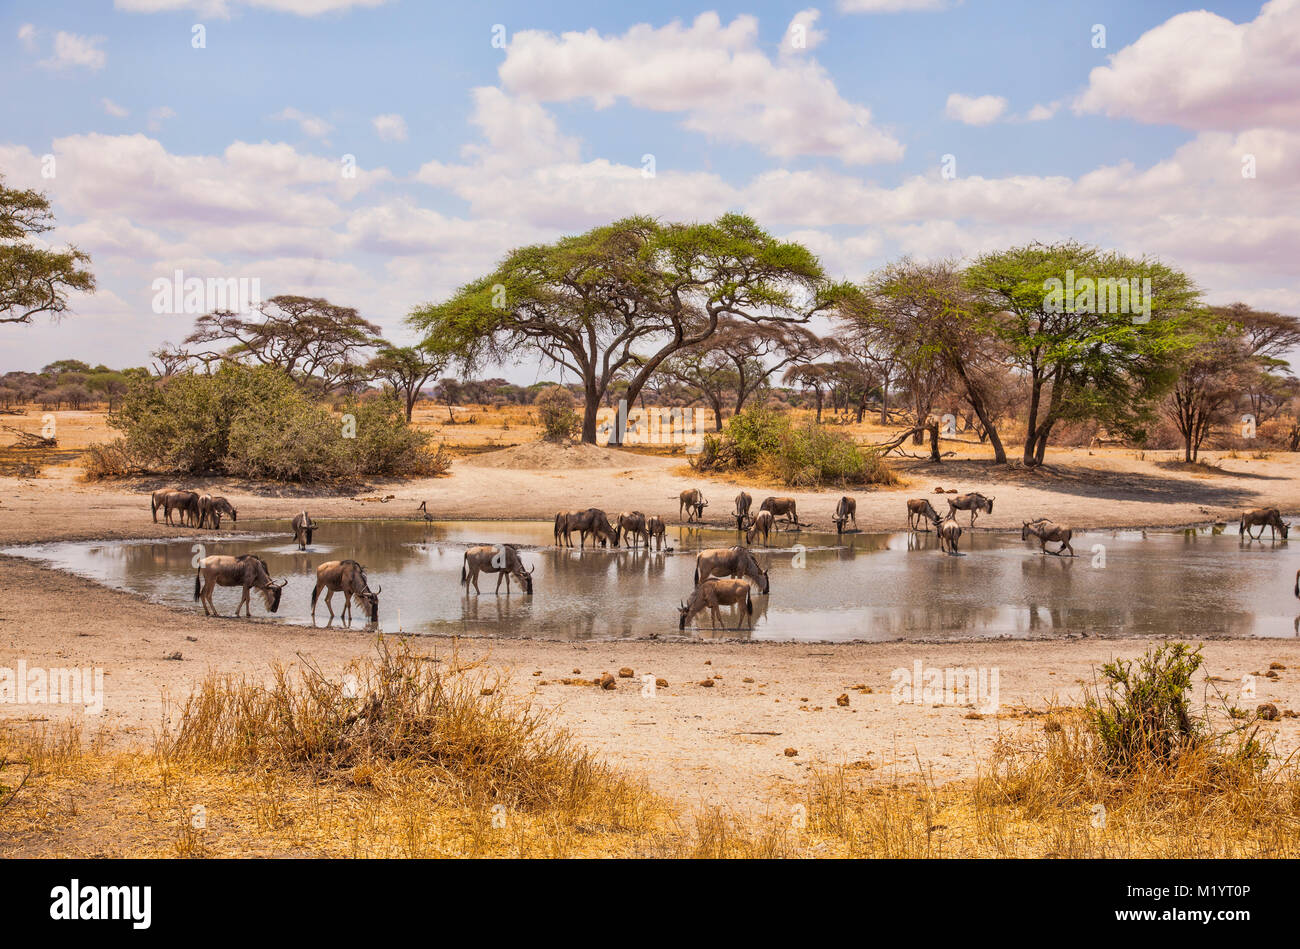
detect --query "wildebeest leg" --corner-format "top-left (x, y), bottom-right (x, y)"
top-left (324, 589), bottom-right (337, 620)
top-left (201, 578), bottom-right (215, 616)
top-left (709, 603), bottom-right (721, 629)
top-left (238, 585), bottom-right (251, 617)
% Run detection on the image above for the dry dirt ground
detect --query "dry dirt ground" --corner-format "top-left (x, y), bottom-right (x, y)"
top-left (3, 414), bottom-right (1300, 816)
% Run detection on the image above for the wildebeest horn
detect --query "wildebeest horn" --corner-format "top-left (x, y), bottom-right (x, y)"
top-left (273, 578), bottom-right (288, 588)
top-left (374, 585), bottom-right (382, 595)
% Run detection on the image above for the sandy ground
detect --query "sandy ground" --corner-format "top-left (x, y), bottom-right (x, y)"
top-left (4, 439), bottom-right (1300, 811)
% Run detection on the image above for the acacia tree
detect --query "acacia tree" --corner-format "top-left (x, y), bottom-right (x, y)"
top-left (183, 295), bottom-right (383, 392)
top-left (408, 215), bottom-right (831, 444)
top-left (367, 345), bottom-right (445, 421)
top-left (965, 242), bottom-right (1200, 466)
top-left (1215, 303), bottom-right (1300, 425)
top-left (1, 176), bottom-right (95, 324)
top-left (1164, 311), bottom-right (1254, 462)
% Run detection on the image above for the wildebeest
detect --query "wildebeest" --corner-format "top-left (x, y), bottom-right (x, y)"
top-left (554, 508), bottom-right (618, 548)
top-left (832, 496), bottom-right (857, 535)
top-left (311, 559), bottom-right (381, 623)
top-left (291, 511), bottom-right (316, 550)
top-left (906, 498), bottom-right (940, 532)
top-left (646, 515), bottom-right (668, 550)
top-left (937, 515), bottom-right (963, 555)
top-left (678, 578), bottom-right (754, 631)
top-left (615, 511), bottom-right (649, 548)
top-left (461, 544), bottom-right (535, 595)
top-left (694, 545), bottom-right (770, 594)
top-left (947, 492), bottom-right (994, 527)
top-left (150, 488), bottom-right (178, 523)
top-left (1240, 507), bottom-right (1289, 541)
top-left (1022, 518), bottom-right (1075, 556)
top-left (193, 554), bottom-right (285, 617)
top-left (199, 495), bottom-right (237, 529)
top-left (746, 509), bottom-right (774, 545)
top-left (760, 496), bottom-right (798, 527)
top-left (680, 488), bottom-right (708, 523)
top-left (733, 491), bottom-right (753, 530)
top-left (158, 489), bottom-right (200, 527)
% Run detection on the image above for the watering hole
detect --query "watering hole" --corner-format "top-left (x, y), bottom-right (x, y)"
top-left (6, 519), bottom-right (1300, 641)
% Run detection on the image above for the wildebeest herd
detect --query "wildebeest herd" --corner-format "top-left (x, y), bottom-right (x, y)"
top-left (153, 486), bottom-right (1298, 631)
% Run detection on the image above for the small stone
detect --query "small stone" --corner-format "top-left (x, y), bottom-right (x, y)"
top-left (599, 672), bottom-right (616, 690)
top-left (164, 651), bottom-right (183, 661)
top-left (784, 747), bottom-right (798, 757)
top-left (480, 687), bottom-right (495, 696)
top-left (655, 678), bottom-right (668, 688)
top-left (185, 636), bottom-right (198, 642)
top-left (836, 693), bottom-right (849, 706)
top-left (698, 679), bottom-right (715, 688)
top-left (743, 677), bottom-right (755, 683)
top-left (532, 670), bottom-right (542, 676)
top-left (1257, 703), bottom-right (1279, 721)
top-left (618, 667), bottom-right (634, 678)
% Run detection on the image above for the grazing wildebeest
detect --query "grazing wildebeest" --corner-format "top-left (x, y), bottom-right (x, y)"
top-left (615, 511), bottom-right (649, 548)
top-left (193, 554), bottom-right (285, 617)
top-left (760, 496), bottom-right (798, 527)
top-left (733, 491), bottom-right (753, 530)
top-left (460, 544), bottom-right (535, 595)
top-left (1240, 507), bottom-right (1289, 541)
top-left (745, 509), bottom-right (774, 545)
top-left (694, 545), bottom-right (770, 594)
top-left (678, 578), bottom-right (754, 631)
top-left (680, 489), bottom-right (708, 523)
top-left (199, 495), bottom-right (237, 529)
top-left (937, 515), bottom-right (963, 555)
top-left (832, 496), bottom-right (857, 535)
top-left (311, 559), bottom-right (381, 623)
top-left (555, 508), bottom-right (618, 549)
top-left (907, 498), bottom-right (940, 532)
top-left (291, 511), bottom-right (316, 550)
top-left (160, 489), bottom-right (200, 527)
top-left (1022, 518), bottom-right (1075, 556)
top-left (947, 492), bottom-right (994, 527)
top-left (646, 515), bottom-right (668, 551)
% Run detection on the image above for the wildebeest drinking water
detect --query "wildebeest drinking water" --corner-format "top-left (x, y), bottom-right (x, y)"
top-left (832, 496), bottom-right (857, 534)
top-left (937, 515), bottom-right (963, 555)
top-left (198, 495), bottom-right (237, 529)
top-left (1022, 518), bottom-right (1075, 556)
top-left (679, 489), bottom-right (708, 523)
top-left (311, 559), bottom-right (381, 623)
top-left (292, 511), bottom-right (316, 550)
top-left (906, 498), bottom-right (940, 532)
top-left (694, 546), bottom-right (770, 594)
top-left (1240, 507), bottom-right (1289, 541)
top-left (461, 544), bottom-right (535, 595)
top-left (554, 508), bottom-right (618, 549)
top-left (745, 509), bottom-right (774, 545)
top-left (947, 492), bottom-right (995, 527)
top-left (615, 511), bottom-right (649, 548)
top-left (646, 515), bottom-right (668, 550)
top-left (733, 491), bottom-right (753, 530)
top-left (678, 578), bottom-right (754, 631)
top-left (194, 554), bottom-right (285, 617)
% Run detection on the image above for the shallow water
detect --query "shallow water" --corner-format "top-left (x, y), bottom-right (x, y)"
top-left (6, 519), bottom-right (1299, 641)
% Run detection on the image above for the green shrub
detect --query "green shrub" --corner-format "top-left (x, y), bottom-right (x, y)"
top-left (534, 385), bottom-right (580, 442)
top-left (1089, 643), bottom-right (1204, 773)
top-left (110, 364), bottom-right (433, 483)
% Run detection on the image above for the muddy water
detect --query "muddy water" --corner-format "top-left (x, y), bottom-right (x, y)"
top-left (6, 519), bottom-right (1299, 641)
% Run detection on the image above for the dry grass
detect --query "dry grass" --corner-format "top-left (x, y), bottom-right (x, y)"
top-left (6, 646), bottom-right (1300, 858)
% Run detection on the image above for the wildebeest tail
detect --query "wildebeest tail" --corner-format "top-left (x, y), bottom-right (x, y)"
top-left (311, 581), bottom-right (322, 610)
top-left (693, 564), bottom-right (700, 585)
top-left (746, 587), bottom-right (753, 617)
top-left (193, 567), bottom-right (201, 601)
top-left (305, 527), bottom-right (314, 546)
top-left (152, 495), bottom-right (158, 521)
top-left (460, 552), bottom-right (468, 584)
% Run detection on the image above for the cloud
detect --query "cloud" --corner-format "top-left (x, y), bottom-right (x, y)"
top-left (147, 106), bottom-right (176, 132)
top-left (102, 98), bottom-right (130, 118)
top-left (371, 113), bottom-right (408, 142)
top-left (498, 12), bottom-right (903, 165)
top-left (17, 24), bottom-right (37, 51)
top-left (838, 0), bottom-right (952, 11)
top-left (40, 31), bottom-right (106, 71)
top-left (1075, 0), bottom-right (1300, 131)
top-left (114, 0), bottom-right (390, 17)
top-left (783, 8), bottom-right (827, 56)
top-left (1024, 102), bottom-right (1059, 122)
top-left (945, 93), bottom-right (1007, 125)
top-left (272, 106), bottom-right (333, 139)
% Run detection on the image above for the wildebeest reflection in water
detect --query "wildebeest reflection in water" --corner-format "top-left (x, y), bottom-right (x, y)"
top-left (7, 519), bottom-right (1300, 641)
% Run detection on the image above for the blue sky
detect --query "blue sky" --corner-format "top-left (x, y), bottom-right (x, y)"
top-left (2, 0), bottom-right (1296, 381)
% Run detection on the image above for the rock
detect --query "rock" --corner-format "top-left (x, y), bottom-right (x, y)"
top-left (743, 677), bottom-right (755, 683)
top-left (164, 651), bottom-right (183, 661)
top-left (1257, 703), bottom-right (1279, 721)
top-left (784, 748), bottom-right (798, 757)
top-left (836, 693), bottom-right (849, 707)
top-left (480, 687), bottom-right (495, 696)
top-left (599, 672), bottom-right (616, 690)
top-left (698, 679), bottom-right (715, 688)
top-left (618, 667), bottom-right (634, 678)
top-left (655, 678), bottom-right (668, 688)
top-left (532, 670), bottom-right (542, 676)
top-left (185, 636), bottom-right (198, 642)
